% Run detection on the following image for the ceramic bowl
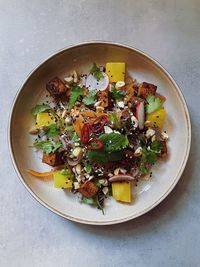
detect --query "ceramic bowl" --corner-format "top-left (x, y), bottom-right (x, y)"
top-left (8, 42), bottom-right (191, 225)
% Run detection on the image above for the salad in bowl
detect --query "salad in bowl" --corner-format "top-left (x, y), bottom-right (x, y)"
top-left (28, 62), bottom-right (168, 213)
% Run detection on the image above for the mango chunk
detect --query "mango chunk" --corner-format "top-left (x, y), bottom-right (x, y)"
top-left (53, 171), bottom-right (72, 189)
top-left (112, 182), bottom-right (131, 203)
top-left (106, 62), bottom-right (125, 83)
top-left (146, 107), bottom-right (166, 128)
top-left (36, 112), bottom-right (54, 128)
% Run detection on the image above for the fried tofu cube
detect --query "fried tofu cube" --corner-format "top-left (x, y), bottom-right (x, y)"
top-left (106, 62), bottom-right (125, 82)
top-left (97, 89), bottom-right (111, 108)
top-left (78, 181), bottom-right (98, 198)
top-left (36, 112), bottom-right (54, 128)
top-left (53, 171), bottom-right (72, 189)
top-left (138, 82), bottom-right (157, 98)
top-left (42, 152), bottom-right (64, 167)
top-left (46, 77), bottom-right (68, 99)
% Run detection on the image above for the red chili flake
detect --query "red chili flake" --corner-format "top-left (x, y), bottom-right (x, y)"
top-left (81, 123), bottom-right (90, 144)
top-left (89, 115), bottom-right (108, 134)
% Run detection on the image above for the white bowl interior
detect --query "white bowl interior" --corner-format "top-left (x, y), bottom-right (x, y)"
top-left (10, 43), bottom-right (190, 224)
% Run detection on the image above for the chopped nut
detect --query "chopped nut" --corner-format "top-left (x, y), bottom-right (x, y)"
top-left (61, 109), bottom-right (67, 118)
top-left (134, 147), bottom-right (143, 157)
top-left (144, 120), bottom-right (151, 127)
top-left (99, 179), bottom-right (108, 186)
top-left (65, 117), bottom-right (72, 125)
top-left (94, 101), bottom-right (102, 107)
top-left (114, 168), bottom-right (120, 175)
top-left (104, 126), bottom-right (113, 134)
top-left (29, 126), bottom-right (39, 135)
top-left (74, 182), bottom-right (80, 189)
top-left (64, 76), bottom-right (74, 85)
top-left (75, 164), bottom-right (82, 175)
top-left (72, 147), bottom-right (82, 157)
top-left (115, 81), bottom-right (125, 89)
top-left (102, 187), bottom-right (109, 195)
top-left (96, 106), bottom-right (104, 112)
top-left (72, 70), bottom-right (78, 83)
top-left (146, 128), bottom-right (155, 139)
top-left (108, 173), bottom-right (113, 177)
top-left (116, 101), bottom-right (124, 108)
top-left (151, 135), bottom-right (156, 142)
top-left (161, 132), bottom-right (169, 140)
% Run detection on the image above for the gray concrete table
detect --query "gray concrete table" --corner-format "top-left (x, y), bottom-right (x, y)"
top-left (0, 1), bottom-right (199, 266)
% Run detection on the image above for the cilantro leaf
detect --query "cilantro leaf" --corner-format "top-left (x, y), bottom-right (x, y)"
top-left (150, 141), bottom-right (163, 153)
top-left (90, 63), bottom-right (104, 80)
top-left (71, 132), bottom-right (80, 142)
top-left (146, 95), bottom-right (162, 114)
top-left (82, 197), bottom-right (97, 206)
top-left (82, 90), bottom-right (97, 105)
top-left (31, 104), bottom-right (51, 116)
top-left (99, 133), bottom-right (129, 152)
top-left (108, 112), bottom-right (121, 129)
top-left (87, 150), bottom-right (123, 164)
top-left (69, 86), bottom-right (84, 109)
top-left (84, 163), bottom-right (92, 173)
top-left (33, 140), bottom-right (62, 154)
top-left (46, 124), bottom-right (59, 137)
top-left (111, 87), bottom-right (125, 101)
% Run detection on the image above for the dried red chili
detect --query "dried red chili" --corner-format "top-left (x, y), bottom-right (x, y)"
top-left (81, 123), bottom-right (90, 143)
top-left (87, 139), bottom-right (103, 150)
top-left (89, 115), bottom-right (108, 134)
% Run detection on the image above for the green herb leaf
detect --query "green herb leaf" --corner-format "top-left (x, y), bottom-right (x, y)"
top-left (69, 86), bottom-right (84, 109)
top-left (142, 149), bottom-right (157, 165)
top-left (82, 90), bottom-right (97, 105)
top-left (146, 95), bottom-right (162, 114)
top-left (46, 124), bottom-right (59, 137)
top-left (108, 113), bottom-right (121, 129)
top-left (33, 140), bottom-right (62, 154)
top-left (71, 132), bottom-right (80, 142)
top-left (87, 150), bottom-right (123, 164)
top-left (99, 133), bottom-right (129, 152)
top-left (150, 140), bottom-right (163, 153)
top-left (90, 63), bottom-right (104, 80)
top-left (139, 162), bottom-right (149, 174)
top-left (84, 163), bottom-right (92, 173)
top-left (82, 197), bottom-right (98, 206)
top-left (111, 87), bottom-right (125, 101)
top-left (31, 104), bottom-right (51, 116)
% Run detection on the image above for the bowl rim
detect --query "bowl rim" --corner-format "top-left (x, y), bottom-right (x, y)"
top-left (8, 41), bottom-right (191, 225)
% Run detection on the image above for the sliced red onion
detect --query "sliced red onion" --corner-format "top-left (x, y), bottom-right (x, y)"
top-left (109, 174), bottom-right (135, 182)
top-left (136, 101), bottom-right (145, 130)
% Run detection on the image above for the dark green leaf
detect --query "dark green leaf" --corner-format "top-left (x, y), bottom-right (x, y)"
top-left (82, 197), bottom-right (98, 206)
top-left (31, 104), bottom-right (51, 116)
top-left (108, 113), bottom-right (121, 129)
top-left (69, 86), bottom-right (84, 109)
top-left (111, 87), bottom-right (125, 101)
top-left (87, 149), bottom-right (123, 164)
top-left (99, 133), bottom-right (129, 152)
top-left (150, 141), bottom-right (163, 153)
top-left (146, 95), bottom-right (162, 114)
top-left (71, 133), bottom-right (80, 142)
top-left (82, 90), bottom-right (97, 105)
top-left (33, 140), bottom-right (62, 154)
top-left (139, 162), bottom-right (149, 174)
top-left (84, 162), bottom-right (92, 173)
top-left (90, 63), bottom-right (104, 80)
top-left (46, 124), bottom-right (59, 137)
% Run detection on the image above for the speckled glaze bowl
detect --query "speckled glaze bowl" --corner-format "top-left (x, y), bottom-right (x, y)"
top-left (8, 42), bottom-right (191, 225)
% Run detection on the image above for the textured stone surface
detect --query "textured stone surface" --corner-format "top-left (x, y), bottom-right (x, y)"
top-left (0, 0), bottom-right (200, 266)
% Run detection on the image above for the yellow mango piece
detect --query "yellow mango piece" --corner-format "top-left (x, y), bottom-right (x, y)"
top-left (106, 62), bottom-right (125, 82)
top-left (36, 112), bottom-right (54, 128)
top-left (146, 107), bottom-right (166, 129)
top-left (112, 182), bottom-right (131, 203)
top-left (53, 171), bottom-right (72, 189)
